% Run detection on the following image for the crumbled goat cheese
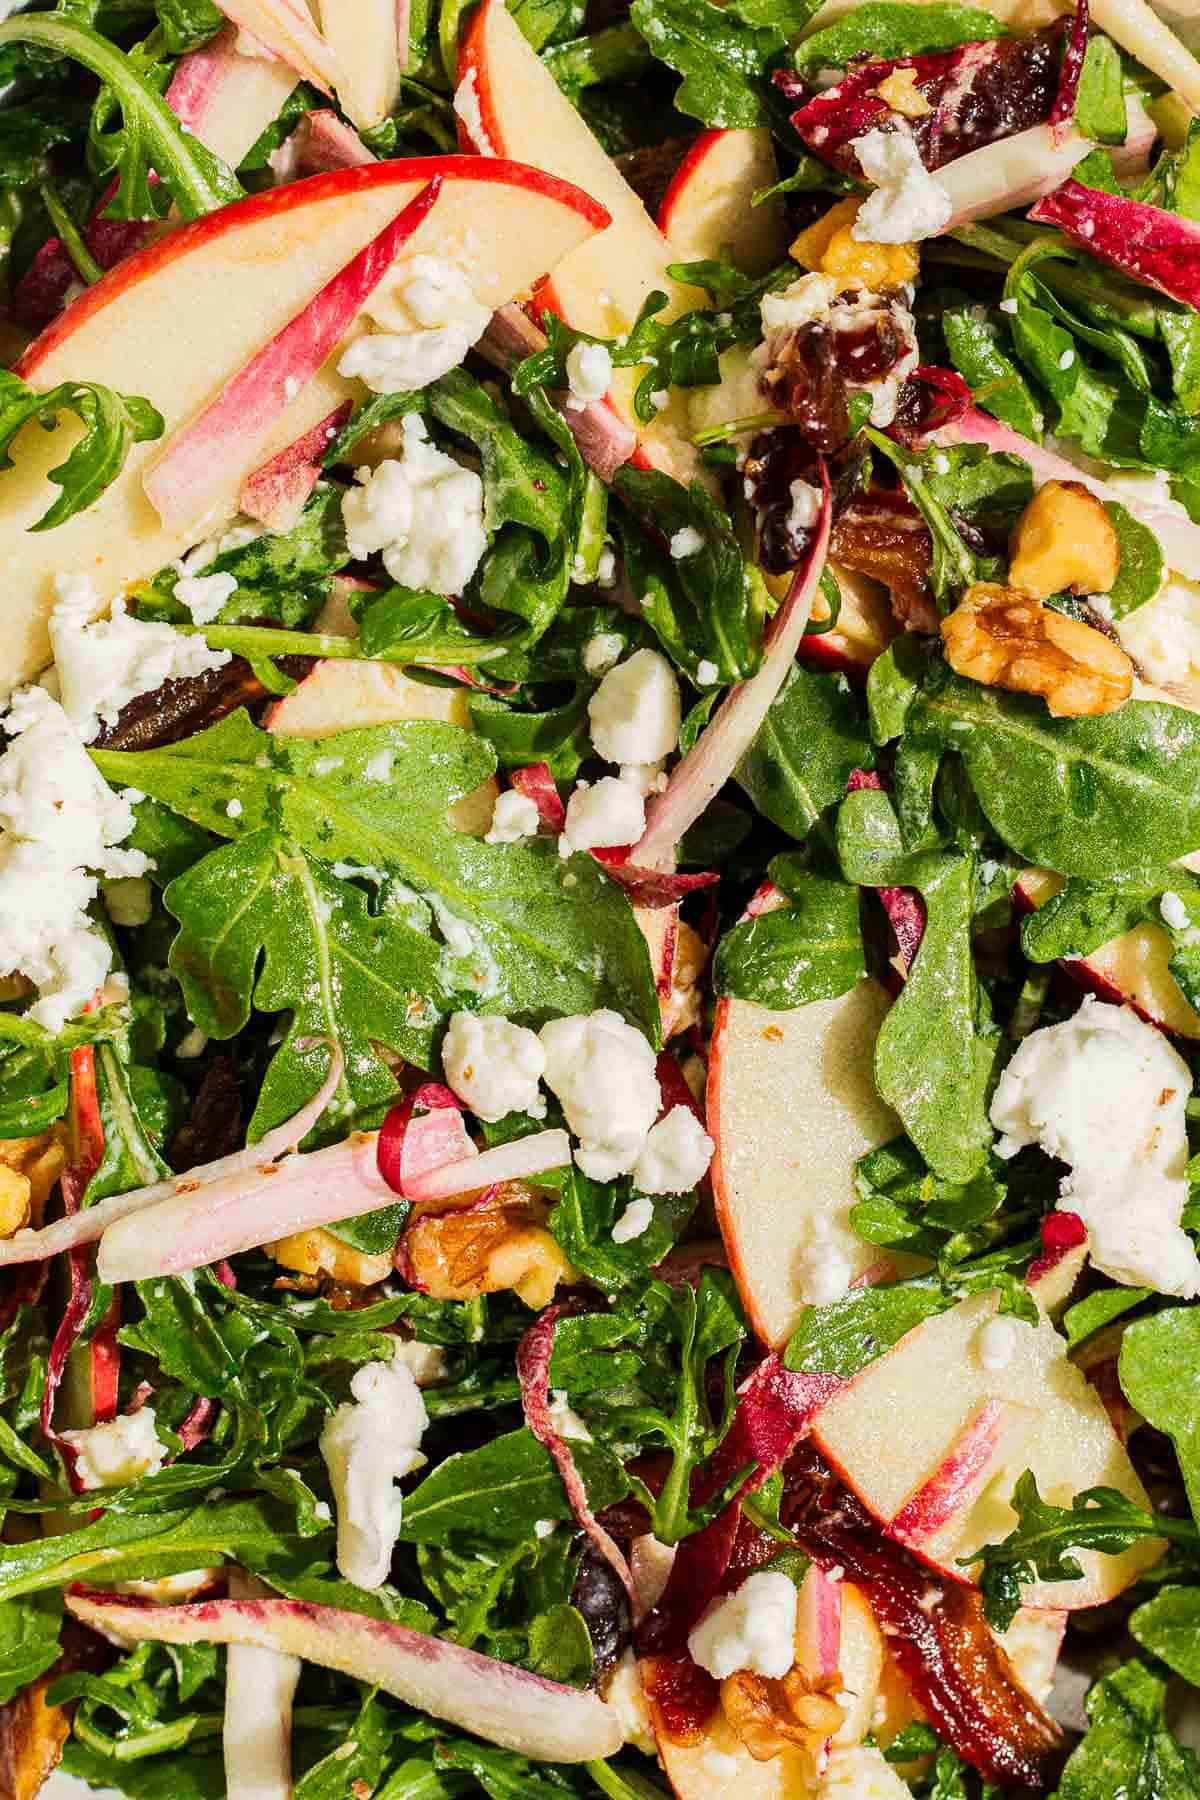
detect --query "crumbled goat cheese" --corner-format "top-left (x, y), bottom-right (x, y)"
top-left (49, 578), bottom-right (231, 743)
top-left (319, 1359), bottom-right (428, 1589)
top-left (669, 525), bottom-right (704, 559)
top-left (695, 659), bottom-right (719, 687)
top-left (596, 547), bottom-right (617, 587)
top-left (1119, 573), bottom-right (1200, 690)
top-left (102, 876), bottom-right (152, 928)
top-left (62, 1407), bottom-right (166, 1491)
top-left (566, 341), bottom-right (613, 408)
top-left (0, 687), bottom-right (148, 1033)
top-left (338, 256), bottom-right (491, 394)
top-left (540, 1009), bottom-right (661, 1181)
top-left (534, 1518), bottom-right (557, 1538)
top-left (687, 1570), bottom-right (798, 1680)
top-left (819, 1744), bottom-right (914, 1799)
top-left (633, 1105), bottom-right (713, 1195)
top-left (176, 520), bottom-right (263, 575)
top-left (758, 272), bottom-right (918, 430)
top-left (391, 1340), bottom-right (449, 1387)
top-left (173, 569), bottom-right (237, 626)
top-left (452, 67), bottom-right (496, 155)
top-left (1162, 890), bottom-right (1190, 931)
top-left (1058, 348), bottom-right (1075, 371)
top-left (797, 1214), bottom-right (855, 1306)
top-left (441, 1010), bottom-right (547, 1122)
top-left (588, 648), bottom-right (681, 766)
top-left (605, 1652), bottom-right (656, 1754)
top-left (999, 297), bottom-right (1019, 315)
top-left (612, 1195), bottom-right (655, 1243)
top-left (976, 1315), bottom-right (1019, 1372)
top-left (177, 1026), bottom-right (208, 1059)
top-left (341, 417), bottom-right (487, 595)
top-left (788, 478), bottom-right (822, 531)
top-left (225, 798), bottom-right (243, 819)
top-left (364, 750), bottom-right (393, 783)
top-left (762, 271), bottom-right (841, 333)
top-left (560, 776), bottom-right (645, 855)
top-left (582, 633), bottom-right (629, 676)
top-left (485, 787), bottom-right (540, 845)
top-left (547, 1389), bottom-right (592, 1442)
top-left (851, 128), bottom-right (952, 243)
top-left (991, 997), bottom-right (1200, 1295)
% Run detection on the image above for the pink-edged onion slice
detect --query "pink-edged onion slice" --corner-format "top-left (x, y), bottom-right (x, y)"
top-left (377, 1083), bottom-right (475, 1198)
top-left (1049, 0), bottom-right (1089, 143)
top-left (0, 1045), bottom-right (346, 1268)
top-left (400, 1129), bottom-right (572, 1206)
top-left (631, 467), bottom-right (831, 872)
top-left (510, 762), bottom-right (566, 834)
top-left (294, 108), bottom-right (376, 173)
top-left (476, 304), bottom-right (636, 482)
top-left (64, 1591), bottom-right (622, 1763)
top-left (938, 102), bottom-right (1156, 229)
top-left (1030, 178), bottom-right (1200, 312)
top-left (937, 406), bottom-right (1200, 580)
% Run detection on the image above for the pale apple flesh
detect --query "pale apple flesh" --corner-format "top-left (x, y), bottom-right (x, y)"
top-left (206, 0), bottom-right (342, 94)
top-left (2, 157), bottom-right (607, 694)
top-left (811, 1292), bottom-right (1162, 1608)
top-left (315, 0), bottom-right (404, 130)
top-left (165, 23), bottom-right (300, 170)
top-left (887, 1397), bottom-right (1038, 1551)
top-left (457, 0), bottom-right (703, 486)
top-left (799, 565), bottom-right (897, 678)
top-left (657, 128), bottom-right (789, 276)
top-left (238, 403), bottom-right (351, 532)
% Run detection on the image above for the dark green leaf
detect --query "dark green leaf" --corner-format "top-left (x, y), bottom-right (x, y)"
top-left (1056, 1661), bottom-right (1200, 1799)
top-left (795, 2), bottom-right (1006, 70)
top-left (1120, 1308), bottom-right (1200, 1527)
top-left (784, 1276), bottom-right (952, 1380)
top-left (1130, 1587), bottom-right (1200, 1686)
top-left (1074, 34), bottom-right (1128, 145)
top-left (712, 876), bottom-right (863, 1007)
top-left (629, 0), bottom-right (784, 128)
top-left (736, 664), bottom-right (871, 841)
top-left (0, 369), bottom-right (163, 531)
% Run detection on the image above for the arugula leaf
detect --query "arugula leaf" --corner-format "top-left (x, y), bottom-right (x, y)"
top-left (1103, 500), bottom-right (1166, 616)
top-left (866, 430), bottom-right (996, 606)
top-left (901, 665), bottom-right (1200, 882)
top-left (785, 1276), bottom-right (953, 1380)
top-left (1130, 1587), bottom-right (1200, 1686)
top-left (837, 787), bottom-right (995, 1182)
top-left (544, 22), bottom-right (653, 99)
top-left (795, 2), bottom-right (1006, 70)
top-left (0, 1596), bottom-right (62, 1706)
top-left (736, 663), bottom-right (872, 841)
top-left (469, 688), bottom-right (590, 781)
top-left (0, 101), bottom-right (88, 186)
top-left (154, 0), bottom-right (224, 53)
top-left (295, 1692), bottom-right (392, 1798)
top-left (1056, 1661), bottom-right (1200, 1799)
top-left (399, 1427), bottom-right (629, 1545)
top-left (942, 305), bottom-right (1046, 440)
top-left (629, 0), bottom-right (785, 128)
top-left (165, 827), bottom-right (444, 1139)
top-left (1120, 1308), bottom-right (1200, 1527)
top-left (1019, 873), bottom-right (1165, 962)
top-left (549, 1163), bottom-right (695, 1296)
top-left (93, 712), bottom-right (659, 1037)
top-left (712, 875), bottom-right (864, 1007)
top-left (1075, 34), bottom-right (1128, 144)
top-left (851, 1136), bottom-right (1010, 1264)
top-left (1062, 1286), bottom-right (1151, 1349)
top-left (0, 369), bottom-right (162, 530)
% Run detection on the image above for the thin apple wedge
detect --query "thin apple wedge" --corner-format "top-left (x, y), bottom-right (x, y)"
top-left (887, 1397), bottom-right (1038, 1552)
top-left (811, 1291), bottom-right (1162, 1608)
top-left (657, 128), bottom-right (789, 275)
top-left (3, 156), bottom-right (608, 692)
top-left (64, 1592), bottom-right (622, 1762)
top-left (166, 23), bottom-right (300, 169)
top-left (315, 0), bottom-right (405, 129)
top-left (210, 0), bottom-right (342, 93)
top-left (457, 0), bottom-right (702, 485)
top-left (239, 402), bottom-right (351, 532)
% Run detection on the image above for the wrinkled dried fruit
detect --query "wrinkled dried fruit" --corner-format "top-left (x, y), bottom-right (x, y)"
top-left (942, 582), bottom-right (1133, 717)
top-left (1008, 480), bottom-right (1120, 600)
top-left (831, 491), bottom-right (937, 633)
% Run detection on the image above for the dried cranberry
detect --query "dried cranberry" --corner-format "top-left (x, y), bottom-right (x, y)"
top-left (572, 1544), bottom-right (630, 1678)
top-left (760, 320), bottom-right (852, 455)
top-left (643, 1653), bottom-right (720, 1744)
top-left (746, 429), bottom-right (866, 576)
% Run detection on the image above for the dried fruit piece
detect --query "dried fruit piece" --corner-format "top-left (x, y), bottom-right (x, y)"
top-left (1008, 479), bottom-right (1120, 600)
top-left (942, 582), bottom-right (1133, 717)
top-left (831, 491), bottom-right (937, 633)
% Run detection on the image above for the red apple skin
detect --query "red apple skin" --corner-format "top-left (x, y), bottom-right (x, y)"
top-left (887, 1398), bottom-right (1036, 1551)
top-left (238, 401), bottom-right (351, 532)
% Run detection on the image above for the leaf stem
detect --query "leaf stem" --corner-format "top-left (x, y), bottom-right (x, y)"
top-left (39, 179), bottom-right (103, 286)
top-left (192, 623), bottom-right (509, 667)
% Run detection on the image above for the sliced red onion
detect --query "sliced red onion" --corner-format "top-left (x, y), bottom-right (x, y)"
top-left (517, 1305), bottom-right (639, 1616)
top-left (400, 1129), bottom-right (571, 1206)
top-left (1049, 0), bottom-right (1090, 142)
top-left (476, 305), bottom-right (636, 481)
top-left (939, 102), bottom-right (1156, 229)
top-left (294, 107), bottom-right (374, 172)
top-left (64, 1591), bottom-right (622, 1763)
top-left (1030, 178), bottom-right (1200, 312)
top-left (938, 406), bottom-right (1200, 580)
top-left (0, 1046), bottom-right (346, 1271)
top-left (590, 850), bottom-right (720, 908)
top-left (377, 1083), bottom-right (475, 1198)
top-left (632, 470), bottom-right (831, 872)
top-left (510, 763), bottom-right (566, 834)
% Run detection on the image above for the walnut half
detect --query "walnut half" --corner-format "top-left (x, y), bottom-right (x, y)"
top-left (721, 1667), bottom-right (846, 1764)
top-left (1008, 480), bottom-right (1120, 600)
top-left (942, 583), bottom-right (1133, 717)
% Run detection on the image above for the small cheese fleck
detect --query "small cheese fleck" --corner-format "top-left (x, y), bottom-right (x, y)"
top-left (485, 788), bottom-right (540, 845)
top-left (612, 1195), bottom-right (655, 1243)
top-left (566, 341), bottom-right (613, 409)
top-left (632, 1105), bottom-right (713, 1195)
top-left (669, 525), bottom-right (704, 559)
top-left (62, 1407), bottom-right (166, 1491)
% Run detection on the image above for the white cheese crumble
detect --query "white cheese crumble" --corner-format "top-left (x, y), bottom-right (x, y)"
top-left (582, 633), bottom-right (625, 676)
top-left (62, 1407), bottom-right (166, 1491)
top-left (788, 478), bottom-right (822, 531)
top-left (560, 776), bottom-right (645, 856)
top-left (819, 1744), bottom-right (915, 1799)
top-left (687, 1570), bottom-right (798, 1680)
top-left (565, 341), bottom-right (613, 409)
top-left (391, 1340), bottom-right (449, 1386)
top-left (540, 1009), bottom-right (661, 1181)
top-left (695, 659), bottom-right (719, 687)
top-left (612, 1195), bottom-right (655, 1243)
top-left (851, 128), bottom-right (952, 243)
top-left (485, 787), bottom-right (541, 845)
top-left (0, 686), bottom-right (149, 1033)
top-left (547, 1389), bottom-right (592, 1442)
top-left (441, 1009), bottom-right (547, 1122)
top-left (604, 1651), bottom-right (655, 1754)
top-left (173, 569), bottom-right (237, 626)
top-left (618, 761), bottom-right (667, 797)
top-left (669, 525), bottom-right (704, 559)
top-left (990, 998), bottom-right (1200, 1296)
top-left (588, 648), bottom-right (681, 767)
top-left (975, 1315), bottom-right (1019, 1372)
top-left (319, 1359), bottom-right (429, 1589)
top-left (341, 416), bottom-right (487, 596)
top-left (452, 67), bottom-right (496, 155)
top-left (632, 1105), bottom-right (713, 1195)
top-left (1119, 573), bottom-right (1200, 690)
top-left (338, 255), bottom-right (491, 394)
top-left (797, 1215), bottom-right (855, 1307)
top-left (1162, 890), bottom-right (1190, 931)
top-left (49, 577), bottom-right (231, 743)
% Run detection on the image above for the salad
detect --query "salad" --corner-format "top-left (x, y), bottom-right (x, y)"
top-left (1, 0), bottom-right (1200, 1792)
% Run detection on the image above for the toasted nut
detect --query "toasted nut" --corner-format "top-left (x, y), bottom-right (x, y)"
top-left (721, 1667), bottom-right (847, 1764)
top-left (0, 1131), bottom-right (65, 1229)
top-left (874, 67), bottom-right (933, 118)
top-left (269, 1227), bottom-right (392, 1288)
top-left (0, 1168), bottom-right (30, 1239)
top-left (790, 198), bottom-right (919, 289)
top-left (402, 1181), bottom-right (575, 1308)
top-left (942, 582), bottom-right (1133, 717)
top-left (1008, 480), bottom-right (1120, 600)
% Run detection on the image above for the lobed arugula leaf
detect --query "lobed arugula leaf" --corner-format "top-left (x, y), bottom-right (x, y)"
top-left (1056, 1661), bottom-right (1200, 1799)
top-left (736, 663), bottom-right (872, 840)
top-left (1130, 1587), bottom-right (1200, 1687)
top-left (1019, 872), bottom-right (1167, 963)
top-left (399, 1427), bottom-right (629, 1545)
top-left (629, 0), bottom-right (786, 128)
top-left (795, 2), bottom-right (1006, 70)
top-left (785, 1276), bottom-right (953, 1380)
top-left (712, 875), bottom-right (863, 1007)
top-left (0, 369), bottom-right (162, 530)
top-left (943, 305), bottom-right (1045, 439)
top-left (866, 430), bottom-right (996, 606)
top-left (0, 1596), bottom-right (62, 1708)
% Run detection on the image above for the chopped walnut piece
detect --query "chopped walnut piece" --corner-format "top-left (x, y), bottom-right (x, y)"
top-left (874, 67), bottom-right (934, 118)
top-left (721, 1666), bottom-right (846, 1763)
top-left (942, 582), bottom-right (1133, 717)
top-left (1008, 480), bottom-right (1120, 600)
top-left (402, 1181), bottom-right (574, 1309)
top-left (790, 198), bottom-right (919, 289)
top-left (269, 1228), bottom-right (392, 1288)
top-left (0, 1133), bottom-right (65, 1233)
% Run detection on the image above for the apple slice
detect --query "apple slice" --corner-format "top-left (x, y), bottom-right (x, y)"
top-left (810, 1291), bottom-right (1162, 1608)
top-left (1013, 869), bottom-right (1200, 1040)
top-left (64, 1591), bottom-right (622, 1762)
top-left (799, 564), bottom-right (897, 678)
top-left (457, 0), bottom-right (702, 486)
top-left (708, 899), bottom-right (901, 1347)
top-left (315, 0), bottom-right (405, 129)
top-left (166, 23), bottom-right (300, 169)
top-left (657, 129), bottom-right (789, 275)
top-left (295, 108), bottom-right (375, 173)
top-left (3, 156), bottom-right (607, 693)
top-left (887, 1397), bottom-right (1038, 1552)
top-left (209, 0), bottom-right (342, 93)
top-left (239, 402), bottom-right (351, 531)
